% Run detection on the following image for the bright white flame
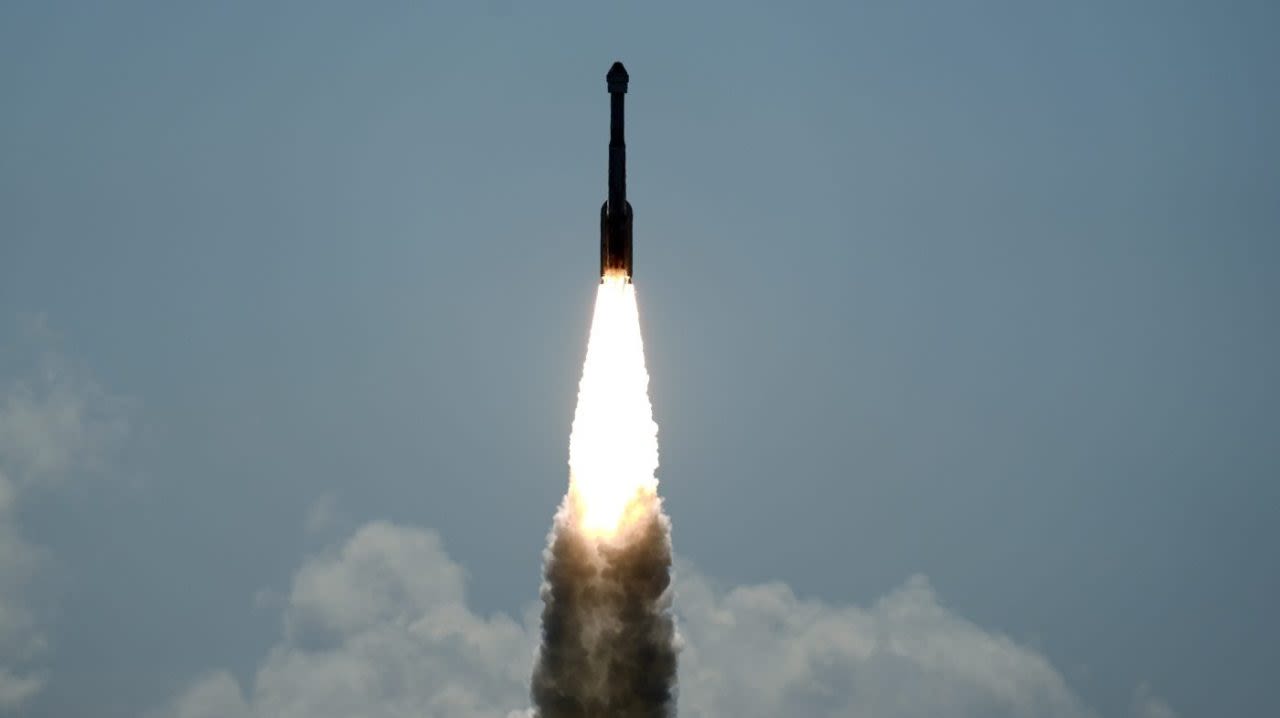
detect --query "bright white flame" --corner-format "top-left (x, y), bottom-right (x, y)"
top-left (567, 274), bottom-right (659, 537)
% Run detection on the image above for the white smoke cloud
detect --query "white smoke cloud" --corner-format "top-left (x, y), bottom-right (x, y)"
top-left (160, 519), bottom-right (1176, 718)
top-left (0, 316), bottom-right (131, 712)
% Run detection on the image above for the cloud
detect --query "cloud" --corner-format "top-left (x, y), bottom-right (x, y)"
top-left (676, 570), bottom-right (1090, 717)
top-left (303, 492), bottom-right (342, 536)
top-left (0, 324), bottom-right (130, 492)
top-left (1131, 683), bottom-right (1178, 718)
top-left (160, 519), bottom-right (1177, 718)
top-left (0, 318), bottom-right (131, 712)
top-left (0, 670), bottom-right (43, 713)
top-left (164, 522), bottom-right (533, 718)
top-left (158, 671), bottom-right (248, 718)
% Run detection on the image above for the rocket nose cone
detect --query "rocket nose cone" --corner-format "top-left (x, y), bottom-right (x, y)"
top-left (607, 61), bottom-right (629, 92)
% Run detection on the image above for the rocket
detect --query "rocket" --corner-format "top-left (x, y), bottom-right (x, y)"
top-left (600, 61), bottom-right (633, 282)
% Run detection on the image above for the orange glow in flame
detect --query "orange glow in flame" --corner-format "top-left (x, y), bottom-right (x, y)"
top-left (567, 274), bottom-right (659, 537)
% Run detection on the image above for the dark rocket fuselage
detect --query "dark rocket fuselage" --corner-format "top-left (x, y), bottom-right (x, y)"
top-left (601, 62), bottom-right (633, 282)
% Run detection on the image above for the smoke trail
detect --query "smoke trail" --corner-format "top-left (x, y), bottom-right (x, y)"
top-left (531, 276), bottom-right (678, 717)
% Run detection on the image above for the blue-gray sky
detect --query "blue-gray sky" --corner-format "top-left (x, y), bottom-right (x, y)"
top-left (1, 2), bottom-right (1276, 717)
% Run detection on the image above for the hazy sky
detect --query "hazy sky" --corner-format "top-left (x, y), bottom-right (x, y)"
top-left (1, 2), bottom-right (1276, 717)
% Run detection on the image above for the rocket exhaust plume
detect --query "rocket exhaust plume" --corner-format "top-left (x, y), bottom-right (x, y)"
top-left (531, 63), bottom-right (677, 717)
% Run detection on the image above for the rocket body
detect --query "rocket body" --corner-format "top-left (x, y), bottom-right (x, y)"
top-left (600, 62), bottom-right (633, 282)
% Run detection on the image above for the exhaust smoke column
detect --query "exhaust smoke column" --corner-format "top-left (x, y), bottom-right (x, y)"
top-left (531, 62), bottom-right (677, 717)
